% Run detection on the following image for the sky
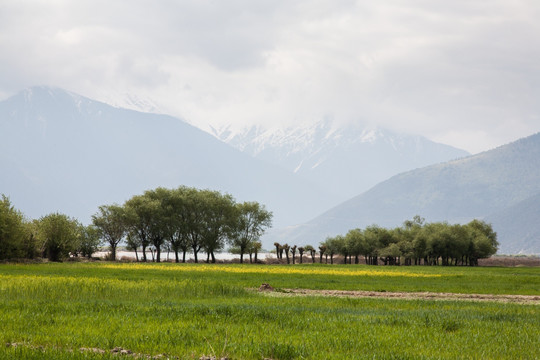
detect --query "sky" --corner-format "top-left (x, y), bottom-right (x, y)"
top-left (1, 0), bottom-right (540, 154)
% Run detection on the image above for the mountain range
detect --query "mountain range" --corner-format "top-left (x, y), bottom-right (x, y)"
top-left (2, 86), bottom-right (538, 254)
top-left (211, 121), bottom-right (469, 203)
top-left (0, 86), bottom-right (336, 227)
top-left (275, 133), bottom-right (540, 254)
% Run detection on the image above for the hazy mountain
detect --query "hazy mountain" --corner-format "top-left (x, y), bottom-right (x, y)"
top-left (211, 120), bottom-right (470, 202)
top-left (0, 86), bottom-right (335, 227)
top-left (485, 192), bottom-right (540, 254)
top-left (273, 133), bottom-right (540, 254)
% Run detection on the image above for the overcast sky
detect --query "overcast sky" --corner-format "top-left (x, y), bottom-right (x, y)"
top-left (1, 0), bottom-right (540, 153)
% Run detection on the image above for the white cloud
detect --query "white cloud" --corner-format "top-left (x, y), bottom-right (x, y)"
top-left (1, 0), bottom-right (540, 153)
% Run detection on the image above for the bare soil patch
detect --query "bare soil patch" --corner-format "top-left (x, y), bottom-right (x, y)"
top-left (259, 288), bottom-right (540, 305)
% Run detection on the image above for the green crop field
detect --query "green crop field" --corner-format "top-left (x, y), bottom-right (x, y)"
top-left (0, 262), bottom-right (538, 359)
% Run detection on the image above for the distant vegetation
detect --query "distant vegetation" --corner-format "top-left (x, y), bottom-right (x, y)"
top-left (2, 193), bottom-right (496, 266)
top-left (0, 187), bottom-right (272, 263)
top-left (311, 216), bottom-right (499, 266)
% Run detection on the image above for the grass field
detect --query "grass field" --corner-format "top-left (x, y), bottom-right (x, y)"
top-left (0, 262), bottom-right (538, 359)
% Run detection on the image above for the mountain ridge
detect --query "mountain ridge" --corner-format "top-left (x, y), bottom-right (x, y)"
top-left (272, 132), bottom-right (540, 254)
top-left (0, 86), bottom-right (335, 227)
top-left (210, 119), bottom-right (470, 202)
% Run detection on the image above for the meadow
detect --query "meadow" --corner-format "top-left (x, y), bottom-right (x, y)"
top-left (0, 262), bottom-right (538, 359)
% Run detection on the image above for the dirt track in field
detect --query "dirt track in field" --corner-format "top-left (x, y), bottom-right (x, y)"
top-left (258, 288), bottom-right (540, 305)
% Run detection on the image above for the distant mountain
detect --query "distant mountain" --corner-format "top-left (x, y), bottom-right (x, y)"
top-left (0, 86), bottom-right (335, 227)
top-left (211, 120), bottom-right (470, 202)
top-left (486, 192), bottom-right (540, 254)
top-left (274, 133), bottom-right (540, 254)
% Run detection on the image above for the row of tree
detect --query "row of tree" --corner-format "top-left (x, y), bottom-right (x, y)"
top-left (311, 216), bottom-right (498, 266)
top-left (1, 187), bottom-right (273, 263)
top-left (93, 186), bottom-right (273, 263)
top-left (1, 195), bottom-right (101, 261)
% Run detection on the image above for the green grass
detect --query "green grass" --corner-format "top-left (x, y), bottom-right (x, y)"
top-left (0, 262), bottom-right (538, 359)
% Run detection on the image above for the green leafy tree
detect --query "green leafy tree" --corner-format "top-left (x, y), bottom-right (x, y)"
top-left (79, 225), bottom-right (101, 258)
top-left (0, 195), bottom-right (27, 259)
top-left (38, 213), bottom-right (81, 261)
top-left (230, 201), bottom-right (272, 264)
top-left (92, 204), bottom-right (127, 261)
top-left (124, 195), bottom-right (154, 262)
top-left (345, 228), bottom-right (365, 264)
top-left (199, 190), bottom-right (236, 263)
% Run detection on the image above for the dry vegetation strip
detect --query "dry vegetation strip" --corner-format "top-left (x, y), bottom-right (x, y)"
top-left (259, 287), bottom-right (540, 305)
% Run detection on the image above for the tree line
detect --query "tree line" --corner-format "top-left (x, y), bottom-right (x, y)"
top-left (0, 187), bottom-right (272, 263)
top-left (273, 216), bottom-right (498, 266)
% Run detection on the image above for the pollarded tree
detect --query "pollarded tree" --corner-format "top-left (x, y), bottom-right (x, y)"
top-left (282, 243), bottom-right (290, 264)
top-left (291, 245), bottom-right (297, 264)
top-left (92, 204), bottom-right (127, 261)
top-left (318, 244), bottom-right (327, 263)
top-left (298, 246), bottom-right (305, 264)
top-left (274, 242), bottom-right (281, 259)
top-left (304, 245), bottom-right (316, 263)
top-left (230, 201), bottom-right (272, 264)
top-left (38, 213), bottom-right (81, 261)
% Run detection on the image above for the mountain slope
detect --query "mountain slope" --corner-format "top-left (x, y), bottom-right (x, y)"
top-left (485, 192), bottom-right (540, 254)
top-left (0, 87), bottom-right (335, 227)
top-left (212, 120), bottom-right (470, 202)
top-left (275, 132), bottom-right (540, 253)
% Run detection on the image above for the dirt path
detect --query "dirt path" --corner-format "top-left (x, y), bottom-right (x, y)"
top-left (258, 287), bottom-right (540, 305)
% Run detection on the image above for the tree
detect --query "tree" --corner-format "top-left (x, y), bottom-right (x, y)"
top-left (163, 187), bottom-right (191, 263)
top-left (297, 246), bottom-right (305, 264)
top-left (144, 188), bottom-right (170, 262)
top-left (198, 190), bottom-right (236, 263)
top-left (274, 242), bottom-right (281, 260)
top-left (282, 243), bottom-right (290, 264)
top-left (345, 229), bottom-right (364, 264)
top-left (304, 245), bottom-right (316, 263)
top-left (230, 201), bottom-right (272, 264)
top-left (291, 245), bottom-right (297, 264)
top-left (466, 220), bottom-right (498, 265)
top-left (318, 244), bottom-right (327, 263)
top-left (38, 213), bottom-right (81, 261)
top-left (0, 195), bottom-right (27, 260)
top-left (79, 225), bottom-right (101, 258)
top-left (124, 195), bottom-right (155, 262)
top-left (92, 204), bottom-right (127, 261)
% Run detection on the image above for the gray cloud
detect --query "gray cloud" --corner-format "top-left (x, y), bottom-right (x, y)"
top-left (1, 0), bottom-right (540, 152)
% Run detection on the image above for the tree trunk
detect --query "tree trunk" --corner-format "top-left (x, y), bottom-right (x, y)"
top-left (141, 245), bottom-right (147, 262)
top-left (111, 245), bottom-right (117, 261)
top-left (174, 250), bottom-right (179, 263)
top-left (182, 250), bottom-right (186, 263)
top-left (134, 249), bottom-right (139, 262)
top-left (211, 252), bottom-right (216, 263)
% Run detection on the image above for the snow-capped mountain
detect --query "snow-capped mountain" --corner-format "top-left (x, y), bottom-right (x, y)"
top-left (0, 86), bottom-right (335, 227)
top-left (210, 119), bottom-right (470, 202)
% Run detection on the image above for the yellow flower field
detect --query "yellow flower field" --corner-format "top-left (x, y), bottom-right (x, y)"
top-left (101, 263), bottom-right (443, 278)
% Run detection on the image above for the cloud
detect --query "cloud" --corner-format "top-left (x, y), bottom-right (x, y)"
top-left (1, 0), bottom-right (540, 153)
